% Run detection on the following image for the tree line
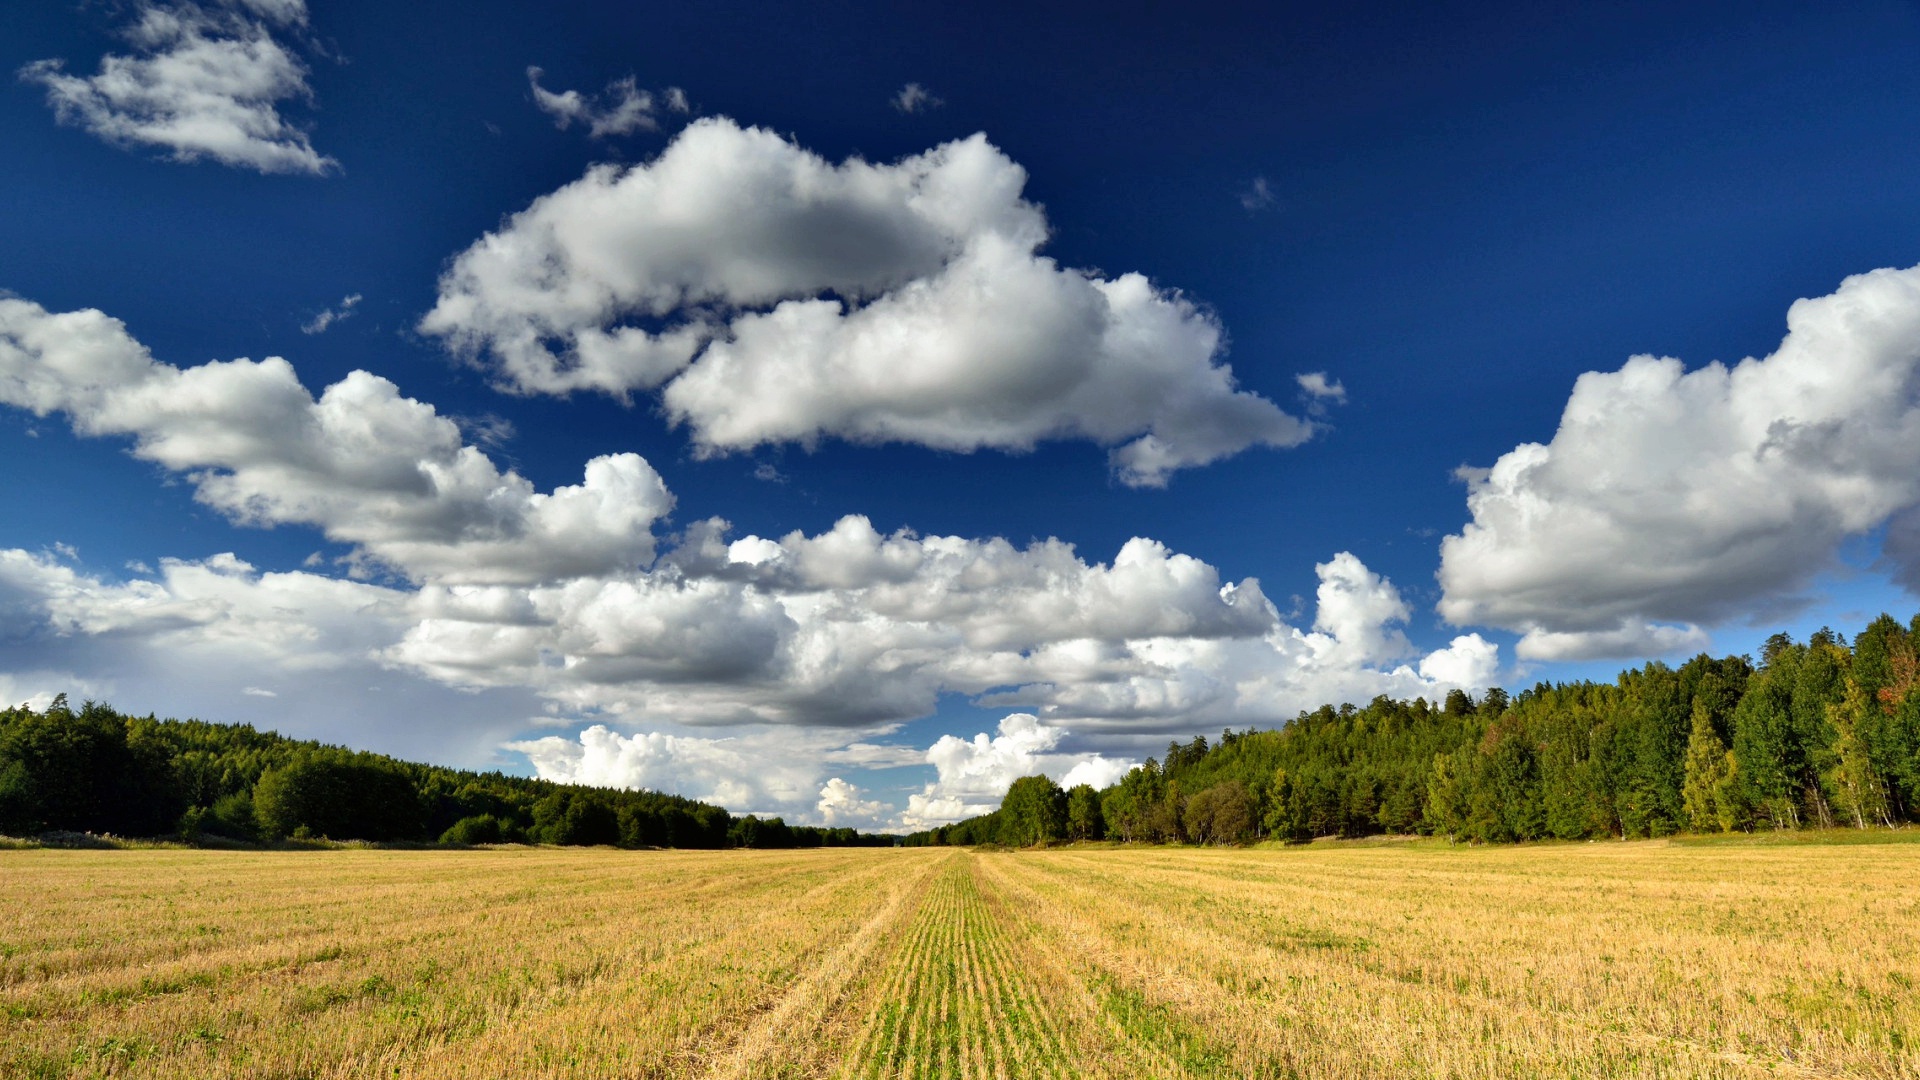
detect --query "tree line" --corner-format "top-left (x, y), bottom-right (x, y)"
top-left (905, 613), bottom-right (1920, 847)
top-left (0, 699), bottom-right (893, 849)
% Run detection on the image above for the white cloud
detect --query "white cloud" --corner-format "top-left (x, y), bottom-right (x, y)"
top-left (815, 777), bottom-right (890, 829)
top-left (892, 83), bottom-right (941, 114)
top-left (0, 293), bottom-right (1500, 817)
top-left (0, 298), bottom-right (673, 585)
top-left (389, 514), bottom-right (1302, 728)
top-left (468, 541), bottom-right (1497, 818)
top-left (509, 711), bottom-right (1142, 831)
top-left (0, 547), bottom-right (403, 664)
top-left (506, 724), bottom-right (852, 816)
top-left (1311, 552), bottom-right (1412, 667)
top-left (1439, 264), bottom-right (1920, 660)
top-left (20, 0), bottom-right (334, 175)
top-left (1239, 176), bottom-right (1275, 211)
top-left (527, 67), bottom-right (672, 138)
top-left (301, 293), bottom-right (359, 334)
top-left (1296, 371), bottom-right (1346, 403)
top-left (398, 516), bottom-right (1498, 749)
top-left (0, 545), bottom-right (544, 764)
top-left (1059, 756), bottom-right (1134, 791)
top-left (1415, 633), bottom-right (1505, 688)
top-left (900, 713), bottom-right (1135, 829)
top-left (419, 117), bottom-right (1315, 486)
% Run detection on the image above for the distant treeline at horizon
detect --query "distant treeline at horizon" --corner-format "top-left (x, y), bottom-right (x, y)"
top-left (906, 612), bottom-right (1920, 848)
top-left (0, 698), bottom-right (892, 849)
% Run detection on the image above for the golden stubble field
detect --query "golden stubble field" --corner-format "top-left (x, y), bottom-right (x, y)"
top-left (2, 839), bottom-right (1917, 1079)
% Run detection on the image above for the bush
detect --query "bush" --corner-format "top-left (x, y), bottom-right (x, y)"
top-left (439, 814), bottom-right (505, 845)
top-left (206, 791), bottom-right (259, 841)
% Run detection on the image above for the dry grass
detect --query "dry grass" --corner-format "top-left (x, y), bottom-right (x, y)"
top-left (3, 840), bottom-right (1917, 1078)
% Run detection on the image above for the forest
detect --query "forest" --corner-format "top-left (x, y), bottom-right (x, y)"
top-left (906, 612), bottom-right (1920, 847)
top-left (0, 697), bottom-right (891, 848)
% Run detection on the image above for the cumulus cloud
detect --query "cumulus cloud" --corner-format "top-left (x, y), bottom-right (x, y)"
top-left (0, 298), bottom-right (672, 585)
top-left (301, 292), bottom-right (359, 334)
top-left (419, 117), bottom-right (1315, 486)
top-left (19, 0), bottom-right (334, 175)
top-left (506, 725), bottom-right (910, 828)
top-left (506, 724), bottom-right (825, 812)
top-left (815, 777), bottom-right (891, 829)
top-left (510, 713), bottom-right (1133, 830)
top-left (527, 67), bottom-right (683, 138)
top-left (901, 713), bottom-right (1134, 829)
top-left (0, 293), bottom-right (1498, 817)
top-left (892, 83), bottom-right (941, 114)
top-left (1440, 264), bottom-right (1920, 660)
top-left (391, 515), bottom-right (1285, 727)
top-left (393, 513), bottom-right (1497, 738)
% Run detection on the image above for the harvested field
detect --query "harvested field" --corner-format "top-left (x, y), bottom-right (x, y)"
top-left (3, 839), bottom-right (1918, 1078)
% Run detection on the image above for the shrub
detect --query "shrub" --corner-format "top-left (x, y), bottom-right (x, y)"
top-left (439, 814), bottom-right (505, 845)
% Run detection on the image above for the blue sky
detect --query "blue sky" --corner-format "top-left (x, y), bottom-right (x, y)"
top-left (4, 0), bottom-right (1920, 830)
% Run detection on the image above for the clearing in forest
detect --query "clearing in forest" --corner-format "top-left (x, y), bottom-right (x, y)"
top-left (3, 838), bottom-right (1919, 1078)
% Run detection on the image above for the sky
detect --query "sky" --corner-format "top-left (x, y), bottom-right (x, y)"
top-left (4, 0), bottom-right (1920, 831)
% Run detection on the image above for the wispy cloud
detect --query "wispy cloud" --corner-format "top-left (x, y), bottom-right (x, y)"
top-left (1239, 175), bottom-right (1276, 211)
top-left (301, 292), bottom-right (360, 334)
top-left (1296, 371), bottom-right (1346, 404)
top-left (527, 67), bottom-right (686, 138)
top-left (892, 82), bottom-right (942, 114)
top-left (20, 0), bottom-right (335, 175)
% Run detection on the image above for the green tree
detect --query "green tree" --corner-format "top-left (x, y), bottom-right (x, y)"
top-left (1732, 641), bottom-right (1803, 829)
top-left (0, 698), bottom-right (181, 836)
top-left (1264, 767), bottom-right (1311, 841)
top-left (1183, 781), bottom-right (1255, 844)
top-left (999, 775), bottom-right (1067, 847)
top-left (1827, 678), bottom-right (1891, 829)
top-left (1680, 699), bottom-right (1738, 832)
top-left (1065, 784), bottom-right (1104, 841)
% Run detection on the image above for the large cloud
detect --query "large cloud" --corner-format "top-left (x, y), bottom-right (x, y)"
top-left (20, 0), bottom-right (334, 175)
top-left (0, 293), bottom-right (1497, 818)
top-left (388, 513), bottom-right (1497, 734)
top-left (0, 298), bottom-right (672, 585)
top-left (419, 117), bottom-right (1312, 486)
top-left (1439, 264), bottom-right (1920, 660)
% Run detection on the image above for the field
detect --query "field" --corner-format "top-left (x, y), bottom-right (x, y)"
top-left (3, 840), bottom-right (1919, 1079)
